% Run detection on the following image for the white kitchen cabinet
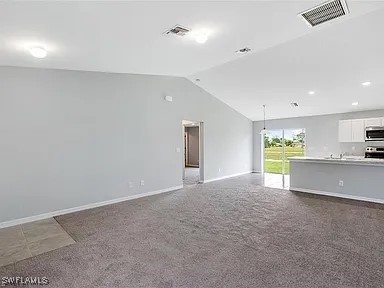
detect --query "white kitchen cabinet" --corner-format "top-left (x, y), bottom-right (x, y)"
top-left (338, 119), bottom-right (365, 142)
top-left (339, 120), bottom-right (351, 142)
top-left (351, 119), bottom-right (365, 142)
top-left (364, 118), bottom-right (383, 127)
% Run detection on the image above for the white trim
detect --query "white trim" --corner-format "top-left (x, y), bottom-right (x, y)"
top-left (289, 187), bottom-right (384, 204)
top-left (0, 185), bottom-right (183, 229)
top-left (203, 171), bottom-right (252, 183)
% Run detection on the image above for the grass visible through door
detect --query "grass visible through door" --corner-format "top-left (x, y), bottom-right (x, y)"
top-left (264, 146), bottom-right (304, 174)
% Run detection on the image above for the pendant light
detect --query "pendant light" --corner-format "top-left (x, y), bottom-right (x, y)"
top-left (260, 105), bottom-right (267, 135)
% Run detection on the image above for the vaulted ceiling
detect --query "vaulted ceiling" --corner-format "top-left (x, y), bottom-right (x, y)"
top-left (1, 1), bottom-right (384, 120)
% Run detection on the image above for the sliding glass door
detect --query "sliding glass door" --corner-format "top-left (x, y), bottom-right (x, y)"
top-left (263, 128), bottom-right (305, 188)
top-left (264, 130), bottom-right (284, 174)
top-left (283, 129), bottom-right (306, 175)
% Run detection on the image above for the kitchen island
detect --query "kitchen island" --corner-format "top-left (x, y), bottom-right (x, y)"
top-left (289, 156), bottom-right (384, 204)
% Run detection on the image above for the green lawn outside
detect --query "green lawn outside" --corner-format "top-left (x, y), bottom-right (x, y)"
top-left (264, 147), bottom-right (304, 174)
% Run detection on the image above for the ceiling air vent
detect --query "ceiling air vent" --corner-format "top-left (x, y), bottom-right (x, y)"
top-left (236, 47), bottom-right (251, 55)
top-left (299, 0), bottom-right (349, 27)
top-left (163, 25), bottom-right (191, 37)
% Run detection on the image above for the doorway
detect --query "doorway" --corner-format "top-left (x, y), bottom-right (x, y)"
top-left (263, 128), bottom-right (305, 189)
top-left (182, 120), bottom-right (204, 186)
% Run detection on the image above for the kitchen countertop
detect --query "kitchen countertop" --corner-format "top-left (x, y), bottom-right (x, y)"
top-left (289, 156), bottom-right (384, 166)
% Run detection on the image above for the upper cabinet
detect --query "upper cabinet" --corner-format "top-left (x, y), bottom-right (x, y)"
top-left (339, 120), bottom-right (352, 142)
top-left (351, 119), bottom-right (365, 142)
top-left (365, 118), bottom-right (384, 128)
top-left (338, 118), bottom-right (379, 143)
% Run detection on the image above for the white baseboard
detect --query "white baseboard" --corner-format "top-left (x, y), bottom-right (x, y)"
top-left (0, 185), bottom-right (183, 229)
top-left (203, 171), bottom-right (252, 183)
top-left (289, 187), bottom-right (384, 204)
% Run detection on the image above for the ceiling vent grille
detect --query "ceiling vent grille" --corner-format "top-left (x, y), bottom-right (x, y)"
top-left (236, 47), bottom-right (252, 55)
top-left (163, 25), bottom-right (191, 37)
top-left (299, 0), bottom-right (349, 27)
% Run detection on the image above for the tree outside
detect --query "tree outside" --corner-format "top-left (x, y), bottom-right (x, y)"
top-left (264, 129), bottom-right (305, 174)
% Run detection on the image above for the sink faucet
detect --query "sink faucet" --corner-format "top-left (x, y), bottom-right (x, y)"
top-left (340, 152), bottom-right (345, 159)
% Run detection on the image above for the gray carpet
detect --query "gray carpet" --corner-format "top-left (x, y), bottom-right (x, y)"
top-left (1, 173), bottom-right (384, 288)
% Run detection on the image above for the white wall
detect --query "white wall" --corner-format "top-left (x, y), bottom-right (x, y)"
top-left (0, 66), bottom-right (253, 223)
top-left (253, 110), bottom-right (384, 172)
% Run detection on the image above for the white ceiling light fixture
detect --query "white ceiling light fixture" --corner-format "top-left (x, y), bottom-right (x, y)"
top-left (308, 91), bottom-right (315, 95)
top-left (361, 81), bottom-right (371, 86)
top-left (194, 31), bottom-right (208, 44)
top-left (29, 46), bottom-right (47, 58)
top-left (260, 105), bottom-right (267, 135)
top-left (164, 95), bottom-right (173, 102)
top-left (352, 102), bottom-right (359, 106)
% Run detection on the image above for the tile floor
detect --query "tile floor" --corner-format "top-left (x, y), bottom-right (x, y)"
top-left (263, 172), bottom-right (290, 189)
top-left (0, 218), bottom-right (75, 268)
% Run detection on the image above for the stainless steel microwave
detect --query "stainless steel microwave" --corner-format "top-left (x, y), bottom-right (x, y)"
top-left (365, 127), bottom-right (384, 141)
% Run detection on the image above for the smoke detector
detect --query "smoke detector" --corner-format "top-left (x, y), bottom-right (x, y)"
top-left (299, 0), bottom-right (349, 27)
top-left (236, 47), bottom-right (251, 55)
top-left (163, 25), bottom-right (191, 37)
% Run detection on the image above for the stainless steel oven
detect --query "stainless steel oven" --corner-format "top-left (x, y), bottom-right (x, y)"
top-left (365, 147), bottom-right (384, 159)
top-left (365, 127), bottom-right (384, 141)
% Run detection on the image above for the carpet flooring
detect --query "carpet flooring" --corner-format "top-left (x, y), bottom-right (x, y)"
top-left (1, 173), bottom-right (384, 287)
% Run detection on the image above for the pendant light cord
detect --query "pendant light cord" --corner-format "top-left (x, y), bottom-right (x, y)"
top-left (263, 105), bottom-right (266, 130)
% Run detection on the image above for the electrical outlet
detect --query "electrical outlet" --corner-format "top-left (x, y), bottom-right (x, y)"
top-left (129, 182), bottom-right (133, 188)
top-left (140, 180), bottom-right (145, 186)
top-left (339, 180), bottom-right (344, 187)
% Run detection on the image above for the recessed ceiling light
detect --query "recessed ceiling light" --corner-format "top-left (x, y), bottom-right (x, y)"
top-left (308, 91), bottom-right (315, 95)
top-left (352, 102), bottom-right (359, 106)
top-left (194, 32), bottom-right (208, 44)
top-left (29, 46), bottom-right (47, 58)
top-left (361, 81), bottom-right (371, 86)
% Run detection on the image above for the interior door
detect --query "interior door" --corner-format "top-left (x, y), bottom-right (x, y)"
top-left (184, 132), bottom-right (188, 167)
